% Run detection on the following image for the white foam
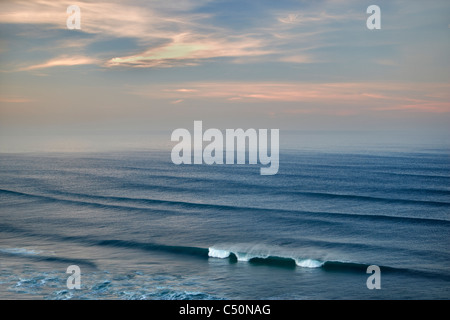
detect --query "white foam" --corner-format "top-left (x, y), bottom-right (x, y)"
top-left (209, 244), bottom-right (326, 269)
top-left (208, 247), bottom-right (230, 259)
top-left (295, 259), bottom-right (324, 268)
top-left (234, 252), bottom-right (251, 262)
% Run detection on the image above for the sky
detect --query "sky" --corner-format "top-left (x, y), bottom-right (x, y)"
top-left (0, 0), bottom-right (449, 152)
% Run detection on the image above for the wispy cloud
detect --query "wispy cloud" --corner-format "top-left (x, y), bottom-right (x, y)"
top-left (1, 0), bottom-right (335, 70)
top-left (278, 55), bottom-right (315, 64)
top-left (0, 0), bottom-right (190, 40)
top-left (19, 56), bottom-right (98, 71)
top-left (0, 97), bottom-right (32, 103)
top-left (279, 14), bottom-right (300, 24)
top-left (105, 33), bottom-right (271, 68)
top-left (373, 103), bottom-right (450, 113)
top-left (131, 82), bottom-right (450, 114)
top-left (0, 0), bottom-right (219, 69)
top-left (277, 5), bottom-right (363, 27)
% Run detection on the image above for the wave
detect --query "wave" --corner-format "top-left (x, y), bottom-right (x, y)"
top-left (286, 190), bottom-right (450, 207)
top-left (0, 247), bottom-right (42, 256)
top-left (207, 245), bottom-right (449, 280)
top-left (95, 240), bottom-right (209, 259)
top-left (0, 247), bottom-right (97, 268)
top-left (4, 223), bottom-right (444, 272)
top-left (3, 186), bottom-right (450, 211)
top-left (55, 186), bottom-right (450, 208)
top-left (0, 233), bottom-right (446, 280)
top-left (1, 188), bottom-right (449, 226)
top-left (82, 240), bottom-right (324, 271)
top-left (208, 246), bottom-right (324, 269)
top-left (93, 241), bottom-right (348, 270)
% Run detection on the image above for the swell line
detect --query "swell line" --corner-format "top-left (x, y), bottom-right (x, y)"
top-left (0, 250), bottom-right (97, 268)
top-left (1, 188), bottom-right (449, 226)
top-left (287, 190), bottom-right (450, 206)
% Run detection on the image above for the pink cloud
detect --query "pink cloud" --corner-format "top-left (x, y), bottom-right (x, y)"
top-left (278, 55), bottom-right (315, 64)
top-left (0, 97), bottom-right (32, 103)
top-left (374, 103), bottom-right (450, 113)
top-left (20, 56), bottom-right (98, 71)
top-left (131, 82), bottom-right (450, 115)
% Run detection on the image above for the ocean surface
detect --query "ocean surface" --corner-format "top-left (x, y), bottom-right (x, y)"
top-left (1, 138), bottom-right (449, 300)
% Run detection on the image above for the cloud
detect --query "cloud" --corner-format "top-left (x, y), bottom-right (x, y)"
top-left (2, 0), bottom-right (449, 81)
top-left (0, 97), bottom-right (32, 103)
top-left (19, 56), bottom-right (98, 71)
top-left (0, 0), bottom-right (370, 71)
top-left (105, 33), bottom-right (272, 68)
top-left (174, 89), bottom-right (198, 93)
top-left (279, 55), bottom-right (315, 64)
top-left (130, 82), bottom-right (450, 114)
top-left (277, 8), bottom-right (362, 27)
top-left (0, 0), bottom-right (185, 40)
top-left (373, 103), bottom-right (450, 113)
top-left (279, 14), bottom-right (300, 24)
top-left (1, 1), bottom-right (277, 69)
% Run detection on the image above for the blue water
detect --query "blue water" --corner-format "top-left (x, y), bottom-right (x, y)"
top-left (0, 144), bottom-right (449, 299)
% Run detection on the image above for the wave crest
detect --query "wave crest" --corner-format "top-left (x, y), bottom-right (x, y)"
top-left (208, 244), bottom-right (325, 268)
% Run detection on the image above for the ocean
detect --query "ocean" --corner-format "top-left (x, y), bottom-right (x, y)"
top-left (0, 135), bottom-right (449, 300)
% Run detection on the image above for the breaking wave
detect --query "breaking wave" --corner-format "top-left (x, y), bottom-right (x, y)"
top-left (208, 245), bottom-right (324, 268)
top-left (207, 244), bottom-right (447, 279)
